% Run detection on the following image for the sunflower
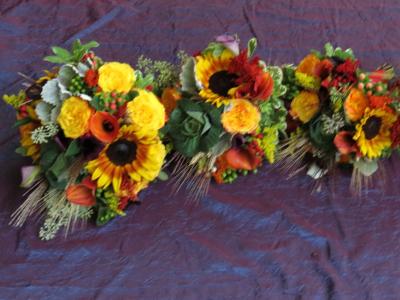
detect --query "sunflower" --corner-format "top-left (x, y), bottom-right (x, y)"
top-left (354, 108), bottom-right (396, 158)
top-left (86, 126), bottom-right (165, 194)
top-left (195, 49), bottom-right (237, 107)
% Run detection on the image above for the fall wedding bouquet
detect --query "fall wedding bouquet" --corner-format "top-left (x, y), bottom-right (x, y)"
top-left (162, 35), bottom-right (288, 200)
top-left (279, 43), bottom-right (400, 192)
top-left (3, 40), bottom-right (168, 240)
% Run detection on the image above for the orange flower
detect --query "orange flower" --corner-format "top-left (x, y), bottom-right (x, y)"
top-left (290, 91), bottom-right (320, 123)
top-left (224, 147), bottom-right (260, 170)
top-left (344, 88), bottom-right (369, 122)
top-left (160, 87), bottom-right (181, 116)
top-left (89, 111), bottom-right (120, 143)
top-left (221, 99), bottom-right (260, 134)
top-left (66, 177), bottom-right (96, 207)
top-left (297, 54), bottom-right (321, 77)
top-left (212, 147), bottom-right (261, 183)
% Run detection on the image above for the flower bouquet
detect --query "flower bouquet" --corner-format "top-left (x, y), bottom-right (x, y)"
top-left (3, 40), bottom-right (168, 240)
top-left (279, 43), bottom-right (400, 193)
top-left (162, 35), bottom-right (288, 200)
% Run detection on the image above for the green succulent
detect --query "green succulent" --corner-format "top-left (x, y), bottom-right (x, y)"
top-left (166, 99), bottom-right (224, 158)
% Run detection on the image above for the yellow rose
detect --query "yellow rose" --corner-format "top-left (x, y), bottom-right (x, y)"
top-left (98, 62), bottom-right (135, 93)
top-left (290, 91), bottom-right (320, 123)
top-left (126, 89), bottom-right (166, 133)
top-left (221, 99), bottom-right (261, 134)
top-left (58, 97), bottom-right (93, 138)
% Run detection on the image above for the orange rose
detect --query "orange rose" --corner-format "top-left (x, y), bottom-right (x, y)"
top-left (344, 88), bottom-right (368, 122)
top-left (221, 99), bottom-right (260, 134)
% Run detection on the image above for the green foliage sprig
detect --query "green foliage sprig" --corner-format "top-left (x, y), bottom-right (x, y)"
top-left (44, 40), bottom-right (99, 64)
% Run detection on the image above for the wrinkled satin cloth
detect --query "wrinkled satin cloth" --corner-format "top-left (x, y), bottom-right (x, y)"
top-left (1, 1), bottom-right (400, 299)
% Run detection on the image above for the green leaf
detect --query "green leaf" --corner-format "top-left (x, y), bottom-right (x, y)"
top-left (51, 46), bottom-right (71, 59)
top-left (169, 108), bottom-right (184, 124)
top-left (15, 147), bottom-right (27, 156)
top-left (210, 133), bottom-right (232, 156)
top-left (65, 140), bottom-right (80, 157)
top-left (72, 40), bottom-right (82, 52)
top-left (202, 42), bottom-right (225, 57)
top-left (13, 118), bottom-right (31, 128)
top-left (82, 41), bottom-right (100, 50)
top-left (324, 43), bottom-right (334, 57)
top-left (44, 55), bottom-right (67, 64)
top-left (180, 57), bottom-right (197, 94)
top-left (200, 114), bottom-right (211, 135)
top-left (157, 171), bottom-right (169, 181)
top-left (200, 127), bottom-right (220, 151)
top-left (134, 70), bottom-right (154, 89)
top-left (179, 99), bottom-right (202, 112)
top-left (180, 137), bottom-right (200, 157)
top-left (96, 206), bottom-right (116, 226)
top-left (265, 66), bottom-right (283, 85)
top-left (39, 142), bottom-right (60, 171)
top-left (48, 154), bottom-right (68, 178)
top-left (247, 37), bottom-right (257, 57)
top-left (186, 111), bottom-right (205, 123)
top-left (90, 95), bottom-right (104, 111)
top-left (353, 159), bottom-right (378, 177)
top-left (207, 108), bottom-right (222, 126)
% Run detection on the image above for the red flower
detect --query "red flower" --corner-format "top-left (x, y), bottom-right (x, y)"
top-left (369, 95), bottom-right (393, 111)
top-left (334, 131), bottom-right (358, 155)
top-left (317, 58), bottom-right (334, 79)
top-left (118, 176), bottom-right (139, 209)
top-left (326, 59), bottom-right (359, 88)
top-left (391, 118), bottom-right (400, 148)
top-left (84, 69), bottom-right (99, 88)
top-left (228, 50), bottom-right (274, 101)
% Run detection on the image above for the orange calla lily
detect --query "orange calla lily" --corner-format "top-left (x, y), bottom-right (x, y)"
top-left (89, 111), bottom-right (120, 143)
top-left (66, 177), bottom-right (96, 207)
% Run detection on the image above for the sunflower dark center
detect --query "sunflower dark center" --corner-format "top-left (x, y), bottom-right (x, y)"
top-left (208, 70), bottom-right (238, 97)
top-left (102, 120), bottom-right (114, 132)
top-left (106, 139), bottom-right (137, 166)
top-left (363, 116), bottom-right (382, 140)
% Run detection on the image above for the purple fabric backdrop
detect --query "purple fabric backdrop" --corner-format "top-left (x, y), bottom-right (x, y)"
top-left (1, 1), bottom-right (400, 299)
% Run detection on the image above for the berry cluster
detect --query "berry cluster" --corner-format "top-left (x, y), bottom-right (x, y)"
top-left (69, 76), bottom-right (90, 94)
top-left (357, 72), bottom-right (387, 96)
